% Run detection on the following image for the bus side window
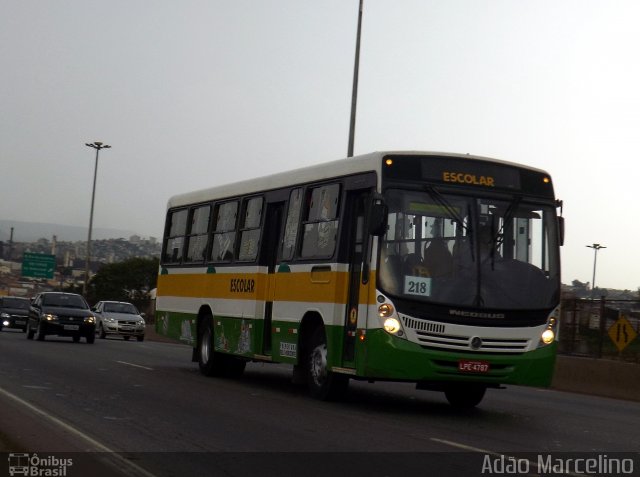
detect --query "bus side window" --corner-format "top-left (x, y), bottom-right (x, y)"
top-left (210, 201), bottom-right (238, 262)
top-left (162, 208), bottom-right (188, 264)
top-left (281, 188), bottom-right (303, 261)
top-left (185, 204), bottom-right (211, 263)
top-left (238, 196), bottom-right (264, 262)
top-left (300, 184), bottom-right (340, 259)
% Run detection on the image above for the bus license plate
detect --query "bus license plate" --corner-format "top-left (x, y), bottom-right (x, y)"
top-left (64, 324), bottom-right (80, 331)
top-left (458, 360), bottom-right (490, 373)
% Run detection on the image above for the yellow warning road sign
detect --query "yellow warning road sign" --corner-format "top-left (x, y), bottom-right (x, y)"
top-left (608, 315), bottom-right (638, 352)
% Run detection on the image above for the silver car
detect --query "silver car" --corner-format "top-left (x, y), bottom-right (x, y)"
top-left (92, 301), bottom-right (145, 341)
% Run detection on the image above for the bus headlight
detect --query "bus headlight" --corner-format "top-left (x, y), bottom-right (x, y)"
top-left (383, 318), bottom-right (401, 334)
top-left (538, 306), bottom-right (560, 347)
top-left (376, 294), bottom-right (406, 338)
top-left (541, 329), bottom-right (555, 344)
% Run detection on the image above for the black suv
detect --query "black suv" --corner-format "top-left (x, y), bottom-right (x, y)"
top-left (27, 292), bottom-right (96, 344)
top-left (0, 296), bottom-right (31, 332)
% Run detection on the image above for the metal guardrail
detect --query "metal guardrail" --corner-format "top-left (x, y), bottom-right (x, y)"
top-left (559, 298), bottom-right (640, 362)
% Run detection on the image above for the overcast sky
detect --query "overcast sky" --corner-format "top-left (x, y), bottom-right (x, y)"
top-left (1, 0), bottom-right (639, 291)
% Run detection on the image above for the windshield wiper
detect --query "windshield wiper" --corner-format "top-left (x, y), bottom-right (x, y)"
top-left (424, 185), bottom-right (468, 232)
top-left (482, 196), bottom-right (523, 271)
top-left (493, 195), bottom-right (522, 248)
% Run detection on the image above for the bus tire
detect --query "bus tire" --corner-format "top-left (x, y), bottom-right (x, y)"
top-left (444, 383), bottom-right (486, 408)
top-left (307, 327), bottom-right (349, 401)
top-left (198, 317), bottom-right (225, 377)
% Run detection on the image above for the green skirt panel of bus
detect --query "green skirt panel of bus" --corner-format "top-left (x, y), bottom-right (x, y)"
top-left (155, 311), bottom-right (197, 345)
top-left (155, 311), bottom-right (345, 366)
top-left (357, 329), bottom-right (556, 387)
top-left (156, 311), bottom-right (268, 358)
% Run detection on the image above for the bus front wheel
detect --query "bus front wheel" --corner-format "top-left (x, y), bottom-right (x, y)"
top-left (444, 383), bottom-right (486, 408)
top-left (307, 327), bottom-right (348, 401)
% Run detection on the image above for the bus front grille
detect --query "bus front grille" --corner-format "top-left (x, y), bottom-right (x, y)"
top-left (400, 315), bottom-right (530, 353)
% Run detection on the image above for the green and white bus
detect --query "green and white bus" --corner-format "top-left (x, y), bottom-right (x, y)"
top-left (156, 151), bottom-right (563, 407)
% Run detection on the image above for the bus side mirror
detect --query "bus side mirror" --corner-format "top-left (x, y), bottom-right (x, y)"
top-left (369, 202), bottom-right (388, 236)
top-left (558, 216), bottom-right (565, 246)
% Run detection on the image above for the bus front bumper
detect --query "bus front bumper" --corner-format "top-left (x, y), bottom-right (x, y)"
top-left (357, 329), bottom-right (557, 387)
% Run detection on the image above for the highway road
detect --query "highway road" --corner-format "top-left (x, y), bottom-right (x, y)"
top-left (1, 328), bottom-right (639, 477)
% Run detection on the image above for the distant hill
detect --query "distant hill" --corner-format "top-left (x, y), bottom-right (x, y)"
top-left (0, 220), bottom-right (137, 243)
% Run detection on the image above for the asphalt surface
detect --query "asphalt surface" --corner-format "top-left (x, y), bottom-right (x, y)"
top-left (1, 327), bottom-right (639, 477)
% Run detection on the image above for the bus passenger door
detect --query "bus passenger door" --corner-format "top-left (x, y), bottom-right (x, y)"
top-left (260, 202), bottom-right (284, 355)
top-left (342, 191), bottom-right (368, 366)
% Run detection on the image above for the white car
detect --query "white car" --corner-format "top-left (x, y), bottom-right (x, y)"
top-left (92, 301), bottom-right (145, 341)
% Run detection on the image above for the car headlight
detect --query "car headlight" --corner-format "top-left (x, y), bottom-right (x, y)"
top-left (43, 314), bottom-right (58, 321)
top-left (0, 312), bottom-right (10, 319)
top-left (105, 317), bottom-right (116, 323)
top-left (85, 316), bottom-right (96, 324)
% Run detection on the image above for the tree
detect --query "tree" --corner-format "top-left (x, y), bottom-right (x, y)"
top-left (87, 257), bottom-right (159, 307)
top-left (572, 279), bottom-right (588, 289)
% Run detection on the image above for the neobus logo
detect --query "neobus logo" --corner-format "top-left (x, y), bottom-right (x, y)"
top-left (449, 309), bottom-right (505, 319)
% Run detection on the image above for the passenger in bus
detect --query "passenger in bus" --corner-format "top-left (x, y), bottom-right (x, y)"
top-left (423, 238), bottom-right (453, 277)
top-left (404, 252), bottom-right (429, 277)
top-left (378, 249), bottom-right (403, 293)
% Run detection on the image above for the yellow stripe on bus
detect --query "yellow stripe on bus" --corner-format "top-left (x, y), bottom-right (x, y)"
top-left (157, 270), bottom-right (377, 304)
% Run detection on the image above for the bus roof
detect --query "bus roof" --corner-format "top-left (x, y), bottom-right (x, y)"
top-left (166, 151), bottom-right (550, 209)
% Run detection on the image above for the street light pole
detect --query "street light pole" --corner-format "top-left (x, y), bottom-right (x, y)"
top-left (586, 243), bottom-right (606, 300)
top-left (84, 141), bottom-right (111, 295)
top-left (347, 0), bottom-right (363, 158)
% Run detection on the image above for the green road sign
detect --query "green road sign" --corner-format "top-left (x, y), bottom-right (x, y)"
top-left (22, 252), bottom-right (56, 279)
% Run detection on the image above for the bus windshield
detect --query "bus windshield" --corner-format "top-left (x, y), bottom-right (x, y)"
top-left (377, 188), bottom-right (560, 310)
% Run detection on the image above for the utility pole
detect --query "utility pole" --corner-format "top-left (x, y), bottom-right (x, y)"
top-left (347, 0), bottom-right (363, 157)
top-left (84, 141), bottom-right (111, 295)
top-left (586, 243), bottom-right (606, 300)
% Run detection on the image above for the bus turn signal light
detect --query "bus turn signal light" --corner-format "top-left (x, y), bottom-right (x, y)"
top-left (378, 303), bottom-right (394, 317)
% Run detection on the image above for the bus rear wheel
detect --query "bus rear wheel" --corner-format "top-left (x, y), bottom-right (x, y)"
top-left (444, 383), bottom-right (487, 408)
top-left (198, 317), bottom-right (224, 377)
top-left (307, 327), bottom-right (348, 401)
top-left (198, 316), bottom-right (246, 378)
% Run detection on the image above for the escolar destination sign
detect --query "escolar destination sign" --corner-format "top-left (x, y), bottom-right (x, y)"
top-left (22, 252), bottom-right (56, 279)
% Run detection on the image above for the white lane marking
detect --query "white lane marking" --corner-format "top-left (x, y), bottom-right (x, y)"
top-left (0, 386), bottom-right (157, 477)
top-left (116, 361), bottom-right (154, 371)
top-left (430, 437), bottom-right (498, 455)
